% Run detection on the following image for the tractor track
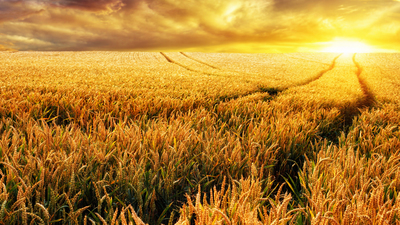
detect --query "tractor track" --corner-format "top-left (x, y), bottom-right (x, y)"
top-left (161, 52), bottom-right (349, 105)
top-left (178, 52), bottom-right (286, 80)
top-left (161, 52), bottom-right (376, 145)
top-left (180, 52), bottom-right (220, 70)
top-left (215, 54), bottom-right (344, 103)
top-left (353, 53), bottom-right (375, 108)
top-left (160, 52), bottom-right (219, 76)
top-left (327, 53), bottom-right (377, 139)
top-left (296, 53), bottom-right (342, 87)
top-left (254, 53), bottom-right (342, 97)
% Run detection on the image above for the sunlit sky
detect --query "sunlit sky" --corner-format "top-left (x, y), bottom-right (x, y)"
top-left (1, 0), bottom-right (400, 53)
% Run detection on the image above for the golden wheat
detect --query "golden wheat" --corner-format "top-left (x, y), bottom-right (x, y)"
top-left (0, 51), bottom-right (398, 224)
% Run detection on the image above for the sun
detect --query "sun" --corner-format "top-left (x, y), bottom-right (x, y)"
top-left (319, 38), bottom-right (376, 53)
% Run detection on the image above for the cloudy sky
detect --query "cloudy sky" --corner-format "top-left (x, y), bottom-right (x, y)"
top-left (1, 0), bottom-right (400, 52)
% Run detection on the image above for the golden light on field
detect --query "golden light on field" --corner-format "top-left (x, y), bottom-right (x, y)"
top-left (320, 39), bottom-right (376, 53)
top-left (1, 51), bottom-right (400, 224)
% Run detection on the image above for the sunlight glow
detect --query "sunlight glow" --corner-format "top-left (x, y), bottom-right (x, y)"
top-left (320, 38), bottom-right (376, 53)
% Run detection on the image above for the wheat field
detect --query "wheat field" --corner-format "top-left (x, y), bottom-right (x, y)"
top-left (0, 51), bottom-right (399, 224)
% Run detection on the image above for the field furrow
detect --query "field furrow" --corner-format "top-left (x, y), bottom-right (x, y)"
top-left (184, 52), bottom-right (341, 90)
top-left (283, 52), bottom-right (339, 65)
top-left (352, 54), bottom-right (375, 107)
top-left (282, 53), bottom-right (366, 107)
top-left (180, 52), bottom-right (220, 69)
top-left (353, 53), bottom-right (400, 103)
top-left (160, 52), bottom-right (227, 77)
top-left (292, 53), bottom-right (342, 87)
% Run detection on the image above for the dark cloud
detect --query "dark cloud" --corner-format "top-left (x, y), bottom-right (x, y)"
top-left (0, 0), bottom-right (399, 52)
top-left (0, 0), bottom-right (44, 23)
top-left (51, 0), bottom-right (125, 13)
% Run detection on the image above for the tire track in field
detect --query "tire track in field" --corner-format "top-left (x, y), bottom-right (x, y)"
top-left (217, 54), bottom-right (344, 104)
top-left (236, 53), bottom-right (343, 94)
top-left (160, 52), bottom-right (218, 76)
top-left (161, 52), bottom-right (280, 83)
top-left (329, 54), bottom-right (377, 136)
top-left (255, 53), bottom-right (341, 97)
top-left (161, 52), bottom-right (343, 104)
top-left (352, 53), bottom-right (375, 108)
top-left (296, 53), bottom-right (342, 86)
top-left (178, 52), bottom-right (290, 82)
top-left (160, 52), bottom-right (283, 102)
top-left (180, 52), bottom-right (220, 69)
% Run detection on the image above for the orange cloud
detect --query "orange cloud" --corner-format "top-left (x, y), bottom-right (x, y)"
top-left (50, 0), bottom-right (125, 13)
top-left (0, 1), bottom-right (44, 23)
top-left (0, 0), bottom-right (399, 52)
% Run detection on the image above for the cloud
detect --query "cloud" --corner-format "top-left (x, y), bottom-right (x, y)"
top-left (50, 0), bottom-right (125, 13)
top-left (0, 0), bottom-right (44, 23)
top-left (0, 0), bottom-right (399, 52)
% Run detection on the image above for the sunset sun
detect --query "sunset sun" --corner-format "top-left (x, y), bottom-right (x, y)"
top-left (320, 38), bottom-right (376, 53)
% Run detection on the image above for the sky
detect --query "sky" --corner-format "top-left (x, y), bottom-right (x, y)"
top-left (0, 0), bottom-right (400, 52)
